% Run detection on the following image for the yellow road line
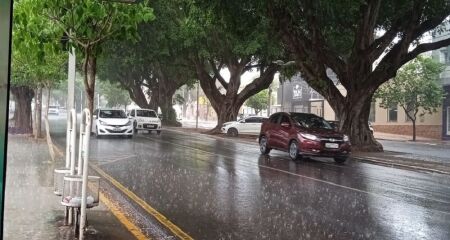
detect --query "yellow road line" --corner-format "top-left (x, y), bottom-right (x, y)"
top-left (52, 142), bottom-right (150, 239)
top-left (90, 164), bottom-right (194, 240)
top-left (100, 191), bottom-right (150, 240)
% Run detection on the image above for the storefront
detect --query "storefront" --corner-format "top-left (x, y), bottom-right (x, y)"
top-left (277, 74), bottom-right (325, 117)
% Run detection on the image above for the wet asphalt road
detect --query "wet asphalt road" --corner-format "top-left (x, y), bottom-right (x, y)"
top-left (50, 116), bottom-right (450, 240)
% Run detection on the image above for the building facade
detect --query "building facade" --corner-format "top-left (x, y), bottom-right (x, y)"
top-left (432, 25), bottom-right (450, 140)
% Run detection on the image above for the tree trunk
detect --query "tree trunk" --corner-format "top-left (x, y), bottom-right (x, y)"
top-left (10, 86), bottom-right (34, 133)
top-left (83, 49), bottom-right (97, 117)
top-left (412, 120), bottom-right (416, 141)
top-left (334, 93), bottom-right (383, 152)
top-left (214, 102), bottom-right (241, 133)
top-left (159, 89), bottom-right (180, 126)
top-left (34, 87), bottom-right (42, 139)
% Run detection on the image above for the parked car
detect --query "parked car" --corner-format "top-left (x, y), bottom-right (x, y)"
top-left (221, 116), bottom-right (268, 137)
top-left (92, 109), bottom-right (133, 138)
top-left (128, 109), bottom-right (162, 135)
top-left (368, 121), bottom-right (374, 134)
top-left (48, 105), bottom-right (60, 115)
top-left (259, 112), bottom-right (351, 163)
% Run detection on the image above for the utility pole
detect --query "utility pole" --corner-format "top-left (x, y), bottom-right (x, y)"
top-left (196, 81), bottom-right (199, 129)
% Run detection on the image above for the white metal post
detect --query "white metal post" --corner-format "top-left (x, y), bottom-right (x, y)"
top-left (66, 47), bottom-right (76, 168)
top-left (79, 109), bottom-right (91, 240)
top-left (69, 109), bottom-right (77, 175)
top-left (77, 114), bottom-right (85, 176)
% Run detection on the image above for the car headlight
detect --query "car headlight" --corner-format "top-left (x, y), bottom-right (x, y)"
top-left (343, 135), bottom-right (349, 142)
top-left (300, 133), bottom-right (319, 141)
top-left (125, 120), bottom-right (132, 126)
top-left (99, 120), bottom-right (107, 125)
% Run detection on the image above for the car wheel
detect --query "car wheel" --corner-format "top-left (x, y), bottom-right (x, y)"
top-left (156, 130), bottom-right (161, 135)
top-left (334, 157), bottom-right (347, 164)
top-left (259, 136), bottom-right (271, 154)
top-left (227, 128), bottom-right (238, 137)
top-left (127, 135), bottom-right (133, 139)
top-left (289, 140), bottom-right (302, 161)
top-left (133, 122), bottom-right (137, 134)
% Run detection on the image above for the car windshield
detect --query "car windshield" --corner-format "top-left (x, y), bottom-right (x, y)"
top-left (99, 110), bottom-right (127, 119)
top-left (291, 114), bottom-right (333, 130)
top-left (136, 110), bottom-right (157, 118)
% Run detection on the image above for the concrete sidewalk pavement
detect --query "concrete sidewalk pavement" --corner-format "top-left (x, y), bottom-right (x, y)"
top-left (374, 131), bottom-right (450, 145)
top-left (3, 135), bottom-right (143, 240)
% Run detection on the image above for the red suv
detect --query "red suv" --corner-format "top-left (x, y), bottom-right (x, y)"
top-left (259, 112), bottom-right (351, 163)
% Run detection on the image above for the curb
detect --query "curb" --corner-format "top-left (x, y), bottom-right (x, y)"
top-left (353, 156), bottom-right (450, 175)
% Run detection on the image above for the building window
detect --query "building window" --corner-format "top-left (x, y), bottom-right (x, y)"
top-left (388, 105), bottom-right (398, 122)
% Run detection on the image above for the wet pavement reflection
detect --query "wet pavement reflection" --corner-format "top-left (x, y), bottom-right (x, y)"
top-left (49, 117), bottom-right (450, 240)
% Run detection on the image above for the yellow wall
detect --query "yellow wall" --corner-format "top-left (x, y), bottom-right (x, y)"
top-left (372, 99), bottom-right (442, 126)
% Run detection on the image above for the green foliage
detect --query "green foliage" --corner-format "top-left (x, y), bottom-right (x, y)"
top-left (42, 0), bottom-right (154, 54)
top-left (173, 94), bottom-right (185, 105)
top-left (98, 81), bottom-right (130, 108)
top-left (183, 0), bottom-right (284, 63)
top-left (246, 89), bottom-right (269, 114)
top-left (98, 0), bottom-right (196, 101)
top-left (12, 0), bottom-right (66, 88)
top-left (375, 56), bottom-right (446, 121)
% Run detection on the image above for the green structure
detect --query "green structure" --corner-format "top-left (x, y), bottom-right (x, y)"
top-left (0, 0), bottom-right (12, 225)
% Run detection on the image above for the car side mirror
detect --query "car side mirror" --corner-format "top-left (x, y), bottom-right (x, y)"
top-left (281, 122), bottom-right (290, 128)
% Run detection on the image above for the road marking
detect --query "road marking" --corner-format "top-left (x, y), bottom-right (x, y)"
top-left (97, 154), bottom-right (137, 166)
top-left (90, 164), bottom-right (194, 240)
top-left (52, 142), bottom-right (169, 239)
top-left (141, 135), bottom-right (450, 209)
top-left (99, 191), bottom-right (150, 240)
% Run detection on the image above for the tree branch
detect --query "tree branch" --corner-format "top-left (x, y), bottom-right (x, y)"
top-left (208, 59), bottom-right (228, 89)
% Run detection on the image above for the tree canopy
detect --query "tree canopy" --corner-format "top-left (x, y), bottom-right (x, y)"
top-left (263, 0), bottom-right (450, 150)
top-left (99, 0), bottom-right (196, 125)
top-left (41, 0), bottom-right (154, 115)
top-left (180, 1), bottom-right (285, 131)
top-left (246, 89), bottom-right (269, 115)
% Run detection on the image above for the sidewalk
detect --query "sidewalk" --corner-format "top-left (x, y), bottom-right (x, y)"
top-left (3, 135), bottom-right (140, 240)
top-left (374, 131), bottom-right (450, 145)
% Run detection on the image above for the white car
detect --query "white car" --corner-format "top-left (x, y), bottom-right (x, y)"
top-left (92, 109), bottom-right (133, 138)
top-left (128, 109), bottom-right (162, 135)
top-left (48, 105), bottom-right (60, 115)
top-left (221, 116), bottom-right (268, 137)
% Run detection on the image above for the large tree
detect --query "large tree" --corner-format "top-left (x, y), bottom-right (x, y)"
top-left (263, 0), bottom-right (450, 151)
top-left (99, 0), bottom-right (196, 125)
top-left (42, 0), bottom-right (154, 115)
top-left (11, 0), bottom-right (65, 134)
top-left (375, 56), bottom-right (445, 141)
top-left (183, 1), bottom-right (284, 132)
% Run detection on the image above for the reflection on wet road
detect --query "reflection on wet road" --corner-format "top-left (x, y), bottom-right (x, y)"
top-left (47, 114), bottom-right (450, 240)
top-left (83, 130), bottom-right (450, 240)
